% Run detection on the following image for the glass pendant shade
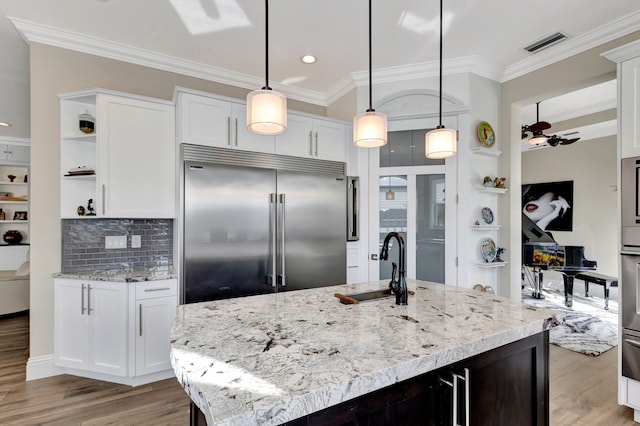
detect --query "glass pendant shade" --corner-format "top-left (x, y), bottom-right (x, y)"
top-left (425, 127), bottom-right (457, 159)
top-left (246, 89), bottom-right (287, 135)
top-left (528, 133), bottom-right (547, 145)
top-left (354, 110), bottom-right (388, 148)
top-left (385, 189), bottom-right (395, 200)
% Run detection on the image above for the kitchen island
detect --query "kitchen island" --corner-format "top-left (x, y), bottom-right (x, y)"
top-left (170, 279), bottom-right (559, 425)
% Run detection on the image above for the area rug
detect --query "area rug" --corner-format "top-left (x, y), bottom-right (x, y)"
top-left (522, 285), bottom-right (618, 356)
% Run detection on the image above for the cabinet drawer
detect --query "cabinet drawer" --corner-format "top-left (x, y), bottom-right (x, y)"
top-left (135, 279), bottom-right (177, 300)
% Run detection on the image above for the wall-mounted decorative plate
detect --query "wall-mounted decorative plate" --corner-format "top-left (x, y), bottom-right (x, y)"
top-left (481, 207), bottom-right (494, 224)
top-left (477, 121), bottom-right (495, 147)
top-left (480, 237), bottom-right (497, 262)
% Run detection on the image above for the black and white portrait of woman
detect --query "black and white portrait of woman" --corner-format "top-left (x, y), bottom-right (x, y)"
top-left (522, 181), bottom-right (573, 231)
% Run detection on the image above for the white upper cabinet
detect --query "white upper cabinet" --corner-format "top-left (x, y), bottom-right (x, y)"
top-left (179, 93), bottom-right (232, 147)
top-left (0, 144), bottom-right (29, 164)
top-left (98, 95), bottom-right (175, 218)
top-left (178, 92), bottom-right (275, 154)
top-left (621, 55), bottom-right (640, 159)
top-left (276, 113), bottom-right (346, 162)
top-left (178, 90), bottom-right (346, 162)
top-left (60, 90), bottom-right (176, 219)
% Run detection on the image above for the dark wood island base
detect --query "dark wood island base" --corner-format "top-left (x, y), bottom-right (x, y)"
top-left (189, 331), bottom-right (549, 426)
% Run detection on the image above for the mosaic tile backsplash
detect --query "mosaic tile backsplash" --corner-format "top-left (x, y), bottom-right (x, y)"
top-left (62, 219), bottom-right (173, 273)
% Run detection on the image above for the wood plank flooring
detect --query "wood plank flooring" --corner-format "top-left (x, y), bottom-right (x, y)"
top-left (0, 312), bottom-right (636, 425)
top-left (0, 313), bottom-right (190, 425)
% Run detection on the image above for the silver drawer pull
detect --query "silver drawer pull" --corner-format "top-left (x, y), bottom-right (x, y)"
top-left (144, 287), bottom-right (170, 292)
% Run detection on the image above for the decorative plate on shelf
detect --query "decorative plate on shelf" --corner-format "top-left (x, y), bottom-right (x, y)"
top-left (481, 207), bottom-right (494, 224)
top-left (476, 121), bottom-right (495, 147)
top-left (480, 238), bottom-right (497, 262)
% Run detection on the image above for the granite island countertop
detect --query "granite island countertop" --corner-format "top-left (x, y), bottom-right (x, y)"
top-left (170, 279), bottom-right (559, 426)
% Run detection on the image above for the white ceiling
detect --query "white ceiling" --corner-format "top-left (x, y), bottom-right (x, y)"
top-left (0, 0), bottom-right (639, 143)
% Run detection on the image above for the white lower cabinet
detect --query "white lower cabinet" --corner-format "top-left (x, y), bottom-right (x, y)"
top-left (133, 280), bottom-right (177, 376)
top-left (54, 278), bottom-right (177, 385)
top-left (54, 279), bottom-right (128, 376)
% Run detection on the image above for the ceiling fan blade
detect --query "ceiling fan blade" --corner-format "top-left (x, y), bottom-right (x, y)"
top-left (529, 121), bottom-right (552, 133)
top-left (547, 138), bottom-right (561, 147)
top-left (522, 132), bottom-right (529, 139)
top-left (560, 138), bottom-right (580, 145)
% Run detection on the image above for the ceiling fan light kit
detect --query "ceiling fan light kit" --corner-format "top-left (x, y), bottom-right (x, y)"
top-left (425, 0), bottom-right (456, 159)
top-left (522, 101), bottom-right (580, 148)
top-left (354, 0), bottom-right (388, 148)
top-left (247, 0), bottom-right (287, 136)
top-left (528, 133), bottom-right (547, 145)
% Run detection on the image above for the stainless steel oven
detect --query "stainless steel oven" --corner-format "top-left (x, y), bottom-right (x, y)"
top-left (621, 157), bottom-right (640, 380)
top-left (621, 157), bottom-right (640, 250)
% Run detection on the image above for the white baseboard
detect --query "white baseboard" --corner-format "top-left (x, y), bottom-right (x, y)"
top-left (26, 354), bottom-right (63, 381)
top-left (26, 354), bottom-right (175, 386)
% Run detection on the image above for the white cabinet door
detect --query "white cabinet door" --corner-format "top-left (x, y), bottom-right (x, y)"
top-left (276, 114), bottom-right (346, 162)
top-left (179, 93), bottom-right (231, 147)
top-left (621, 56), bottom-right (640, 159)
top-left (54, 279), bottom-right (128, 376)
top-left (98, 95), bottom-right (176, 218)
top-left (231, 103), bottom-right (275, 154)
top-left (314, 119), bottom-right (346, 162)
top-left (135, 296), bottom-right (176, 375)
top-left (89, 281), bottom-right (128, 377)
top-left (275, 114), bottom-right (314, 158)
top-left (134, 279), bottom-right (177, 376)
top-left (1, 144), bottom-right (30, 164)
top-left (54, 279), bottom-right (91, 370)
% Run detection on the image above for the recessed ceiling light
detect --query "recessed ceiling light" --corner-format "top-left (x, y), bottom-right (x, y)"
top-left (0, 122), bottom-right (11, 127)
top-left (301, 55), bottom-right (316, 64)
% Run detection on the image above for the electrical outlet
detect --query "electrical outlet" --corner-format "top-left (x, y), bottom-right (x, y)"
top-left (105, 235), bottom-right (127, 249)
top-left (131, 235), bottom-right (141, 249)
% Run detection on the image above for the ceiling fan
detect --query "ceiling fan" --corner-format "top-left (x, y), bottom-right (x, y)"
top-left (521, 102), bottom-right (580, 147)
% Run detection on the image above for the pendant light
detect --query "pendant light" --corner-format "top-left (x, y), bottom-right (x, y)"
top-left (247, 0), bottom-right (287, 135)
top-left (425, 0), bottom-right (457, 159)
top-left (353, 0), bottom-right (387, 148)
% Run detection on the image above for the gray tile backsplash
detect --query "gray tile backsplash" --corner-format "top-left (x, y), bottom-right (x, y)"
top-left (62, 219), bottom-right (173, 273)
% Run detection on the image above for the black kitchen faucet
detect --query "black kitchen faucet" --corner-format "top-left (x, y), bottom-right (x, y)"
top-left (380, 232), bottom-right (408, 306)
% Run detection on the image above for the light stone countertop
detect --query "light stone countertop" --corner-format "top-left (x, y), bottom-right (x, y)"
top-left (170, 279), bottom-right (559, 426)
top-left (54, 269), bottom-right (177, 282)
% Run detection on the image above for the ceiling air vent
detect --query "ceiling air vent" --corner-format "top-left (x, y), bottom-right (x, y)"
top-left (524, 32), bottom-right (568, 53)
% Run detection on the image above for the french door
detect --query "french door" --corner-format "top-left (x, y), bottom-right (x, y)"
top-left (367, 127), bottom-right (456, 283)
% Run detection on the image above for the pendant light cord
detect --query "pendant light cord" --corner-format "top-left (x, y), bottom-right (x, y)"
top-left (264, 0), bottom-right (270, 90)
top-left (367, 0), bottom-right (373, 112)
top-left (437, 0), bottom-right (443, 128)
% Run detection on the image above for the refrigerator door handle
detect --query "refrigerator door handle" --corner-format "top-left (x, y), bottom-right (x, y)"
top-left (268, 193), bottom-right (277, 287)
top-left (278, 193), bottom-right (286, 287)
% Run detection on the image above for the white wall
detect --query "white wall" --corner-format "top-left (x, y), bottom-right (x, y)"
top-left (521, 136), bottom-right (617, 276)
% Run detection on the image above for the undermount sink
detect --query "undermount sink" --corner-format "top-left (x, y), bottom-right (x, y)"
top-left (334, 289), bottom-right (414, 305)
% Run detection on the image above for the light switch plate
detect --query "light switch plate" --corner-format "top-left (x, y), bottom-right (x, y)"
top-left (131, 235), bottom-right (141, 249)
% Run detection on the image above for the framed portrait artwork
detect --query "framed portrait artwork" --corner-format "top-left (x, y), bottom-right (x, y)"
top-left (522, 181), bottom-right (573, 231)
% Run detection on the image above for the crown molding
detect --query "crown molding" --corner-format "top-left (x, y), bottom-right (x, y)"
top-left (602, 38), bottom-right (640, 63)
top-left (8, 16), bottom-right (328, 106)
top-left (503, 9), bottom-right (640, 82)
top-left (10, 10), bottom-right (639, 107)
top-left (349, 55), bottom-right (503, 88)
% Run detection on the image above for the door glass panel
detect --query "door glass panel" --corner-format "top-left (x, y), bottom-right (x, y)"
top-left (380, 130), bottom-right (445, 167)
top-left (379, 175), bottom-right (407, 280)
top-left (416, 174), bottom-right (445, 283)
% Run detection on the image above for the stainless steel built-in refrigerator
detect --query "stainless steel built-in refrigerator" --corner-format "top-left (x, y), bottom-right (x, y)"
top-left (182, 145), bottom-right (347, 304)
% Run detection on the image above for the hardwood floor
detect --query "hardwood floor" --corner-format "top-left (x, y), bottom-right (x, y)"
top-left (0, 313), bottom-right (190, 425)
top-left (0, 313), bottom-right (636, 425)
